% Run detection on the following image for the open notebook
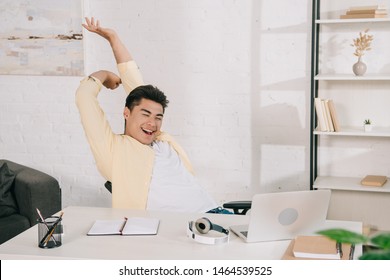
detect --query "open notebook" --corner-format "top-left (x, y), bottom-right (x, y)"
top-left (87, 217), bottom-right (160, 236)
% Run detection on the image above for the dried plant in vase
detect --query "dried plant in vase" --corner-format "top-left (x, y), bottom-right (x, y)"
top-left (351, 29), bottom-right (374, 76)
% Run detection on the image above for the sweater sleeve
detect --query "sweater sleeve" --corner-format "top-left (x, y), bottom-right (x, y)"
top-left (117, 60), bottom-right (145, 94)
top-left (75, 77), bottom-right (114, 180)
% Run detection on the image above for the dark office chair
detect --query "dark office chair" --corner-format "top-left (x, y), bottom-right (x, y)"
top-left (104, 181), bottom-right (112, 193)
top-left (222, 200), bottom-right (251, 215)
top-left (104, 181), bottom-right (251, 215)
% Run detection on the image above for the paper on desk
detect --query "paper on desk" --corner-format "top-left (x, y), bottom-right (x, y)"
top-left (122, 217), bottom-right (160, 235)
top-left (87, 217), bottom-right (160, 236)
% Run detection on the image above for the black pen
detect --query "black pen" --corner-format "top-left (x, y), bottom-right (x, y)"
top-left (119, 217), bottom-right (128, 234)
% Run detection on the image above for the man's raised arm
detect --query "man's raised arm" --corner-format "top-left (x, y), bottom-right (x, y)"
top-left (82, 17), bottom-right (132, 64)
top-left (75, 70), bottom-right (121, 180)
top-left (82, 17), bottom-right (144, 93)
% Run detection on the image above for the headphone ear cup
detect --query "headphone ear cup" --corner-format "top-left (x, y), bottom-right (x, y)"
top-left (195, 217), bottom-right (212, 234)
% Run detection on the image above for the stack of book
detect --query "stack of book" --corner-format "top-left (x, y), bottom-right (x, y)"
top-left (361, 175), bottom-right (388, 187)
top-left (282, 235), bottom-right (353, 260)
top-left (340, 5), bottom-right (388, 19)
top-left (314, 98), bottom-right (340, 132)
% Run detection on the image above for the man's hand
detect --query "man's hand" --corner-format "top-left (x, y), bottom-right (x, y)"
top-left (82, 17), bottom-right (116, 42)
top-left (82, 17), bottom-right (132, 64)
top-left (90, 70), bottom-right (121, 90)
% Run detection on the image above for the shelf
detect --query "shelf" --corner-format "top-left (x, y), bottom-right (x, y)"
top-left (314, 176), bottom-right (390, 193)
top-left (310, 1), bottom-right (390, 230)
top-left (316, 18), bottom-right (390, 24)
top-left (315, 74), bottom-right (390, 81)
top-left (314, 126), bottom-right (390, 137)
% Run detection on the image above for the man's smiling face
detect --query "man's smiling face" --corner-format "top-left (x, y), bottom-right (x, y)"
top-left (123, 98), bottom-right (164, 145)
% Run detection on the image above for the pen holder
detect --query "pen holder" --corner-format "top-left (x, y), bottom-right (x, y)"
top-left (38, 216), bottom-right (63, 249)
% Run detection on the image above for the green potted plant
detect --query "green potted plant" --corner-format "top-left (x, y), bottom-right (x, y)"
top-left (364, 119), bottom-right (372, 132)
top-left (317, 229), bottom-right (390, 260)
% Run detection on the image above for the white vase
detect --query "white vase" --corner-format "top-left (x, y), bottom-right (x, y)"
top-left (353, 57), bottom-right (367, 76)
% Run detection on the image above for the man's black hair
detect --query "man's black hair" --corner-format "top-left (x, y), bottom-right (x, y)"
top-left (125, 85), bottom-right (169, 113)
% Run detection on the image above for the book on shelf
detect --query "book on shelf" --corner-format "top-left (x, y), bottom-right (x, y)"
top-left (314, 98), bottom-right (340, 132)
top-left (348, 5), bottom-right (387, 11)
top-left (320, 99), bottom-right (331, 131)
top-left (87, 217), bottom-right (160, 236)
top-left (327, 99), bottom-right (340, 132)
top-left (340, 13), bottom-right (388, 19)
top-left (314, 98), bottom-right (328, 132)
top-left (282, 235), bottom-right (352, 260)
top-left (346, 9), bottom-right (387, 15)
top-left (361, 175), bottom-right (388, 187)
top-left (324, 99), bottom-right (335, 132)
top-left (341, 5), bottom-right (388, 19)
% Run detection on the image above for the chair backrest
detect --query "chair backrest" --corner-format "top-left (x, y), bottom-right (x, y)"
top-left (222, 201), bottom-right (251, 215)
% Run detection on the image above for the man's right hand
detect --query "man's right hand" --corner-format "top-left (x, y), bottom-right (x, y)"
top-left (90, 70), bottom-right (121, 90)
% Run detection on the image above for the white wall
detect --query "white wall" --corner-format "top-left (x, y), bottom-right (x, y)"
top-left (0, 0), bottom-right (312, 208)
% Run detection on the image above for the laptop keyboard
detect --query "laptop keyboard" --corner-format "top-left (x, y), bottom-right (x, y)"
top-left (240, 231), bottom-right (248, 237)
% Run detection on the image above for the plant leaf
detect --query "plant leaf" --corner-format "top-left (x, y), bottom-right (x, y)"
top-left (371, 233), bottom-right (390, 249)
top-left (317, 228), bottom-right (368, 244)
top-left (359, 249), bottom-right (390, 260)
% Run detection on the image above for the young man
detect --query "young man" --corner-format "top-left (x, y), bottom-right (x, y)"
top-left (76, 17), bottom-right (221, 213)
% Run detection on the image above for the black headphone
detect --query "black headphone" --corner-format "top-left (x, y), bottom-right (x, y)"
top-left (187, 217), bottom-right (229, 245)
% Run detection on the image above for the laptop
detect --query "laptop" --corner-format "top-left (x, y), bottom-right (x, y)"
top-left (230, 189), bottom-right (331, 243)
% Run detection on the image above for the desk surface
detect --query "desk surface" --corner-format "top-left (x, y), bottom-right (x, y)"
top-left (0, 206), bottom-right (362, 260)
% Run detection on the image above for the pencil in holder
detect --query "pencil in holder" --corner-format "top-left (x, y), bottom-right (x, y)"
top-left (38, 215), bottom-right (63, 248)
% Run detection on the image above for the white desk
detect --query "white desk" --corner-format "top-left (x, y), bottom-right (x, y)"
top-left (0, 206), bottom-right (362, 260)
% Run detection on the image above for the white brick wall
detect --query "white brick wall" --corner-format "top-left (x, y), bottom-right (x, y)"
top-left (0, 0), bottom-right (311, 208)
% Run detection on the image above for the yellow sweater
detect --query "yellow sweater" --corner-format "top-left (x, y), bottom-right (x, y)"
top-left (76, 61), bottom-right (194, 209)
